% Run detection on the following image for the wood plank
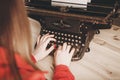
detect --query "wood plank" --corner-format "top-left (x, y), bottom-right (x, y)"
top-left (70, 25), bottom-right (120, 80)
top-left (93, 25), bottom-right (120, 53)
top-left (70, 42), bottom-right (120, 80)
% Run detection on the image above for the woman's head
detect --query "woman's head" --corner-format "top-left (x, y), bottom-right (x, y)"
top-left (0, 0), bottom-right (32, 59)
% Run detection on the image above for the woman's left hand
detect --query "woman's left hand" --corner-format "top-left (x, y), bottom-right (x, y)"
top-left (32, 33), bottom-right (56, 62)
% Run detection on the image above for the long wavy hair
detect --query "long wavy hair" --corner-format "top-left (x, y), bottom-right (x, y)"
top-left (0, 0), bottom-right (35, 80)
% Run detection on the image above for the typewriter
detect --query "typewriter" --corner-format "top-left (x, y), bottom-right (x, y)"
top-left (25, 0), bottom-right (120, 61)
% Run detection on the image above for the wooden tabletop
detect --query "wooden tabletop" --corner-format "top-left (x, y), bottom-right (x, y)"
top-left (70, 25), bottom-right (120, 80)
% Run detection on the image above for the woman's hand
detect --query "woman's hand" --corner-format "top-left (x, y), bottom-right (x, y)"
top-left (33, 33), bottom-right (56, 62)
top-left (54, 43), bottom-right (75, 67)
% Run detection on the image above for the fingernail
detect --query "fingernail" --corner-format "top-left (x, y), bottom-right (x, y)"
top-left (54, 44), bottom-right (56, 49)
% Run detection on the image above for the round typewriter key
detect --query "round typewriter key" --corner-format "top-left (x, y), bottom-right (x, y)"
top-left (85, 26), bottom-right (88, 29)
top-left (79, 25), bottom-right (82, 28)
top-left (45, 30), bottom-right (48, 32)
top-left (75, 35), bottom-right (78, 38)
top-left (78, 36), bottom-right (81, 39)
top-left (64, 34), bottom-right (67, 36)
top-left (58, 40), bottom-right (60, 43)
top-left (75, 44), bottom-right (78, 46)
top-left (55, 32), bottom-right (57, 34)
top-left (48, 30), bottom-right (51, 33)
top-left (68, 34), bottom-right (70, 37)
top-left (76, 48), bottom-right (79, 52)
top-left (58, 32), bottom-right (60, 35)
top-left (62, 37), bottom-right (64, 40)
top-left (65, 38), bottom-right (67, 40)
top-left (61, 41), bottom-right (63, 43)
top-left (71, 35), bottom-right (74, 37)
top-left (81, 23), bottom-right (84, 25)
top-left (72, 39), bottom-right (74, 42)
top-left (68, 38), bottom-right (71, 41)
top-left (82, 44), bottom-right (85, 46)
top-left (55, 36), bottom-right (57, 39)
top-left (51, 31), bottom-right (54, 34)
top-left (79, 32), bottom-right (82, 34)
top-left (79, 41), bottom-right (81, 43)
top-left (68, 42), bottom-right (70, 45)
top-left (76, 40), bottom-right (78, 42)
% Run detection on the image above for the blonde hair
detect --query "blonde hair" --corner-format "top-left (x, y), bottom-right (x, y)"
top-left (0, 0), bottom-right (35, 79)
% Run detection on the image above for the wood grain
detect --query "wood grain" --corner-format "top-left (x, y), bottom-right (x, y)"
top-left (70, 25), bottom-right (120, 80)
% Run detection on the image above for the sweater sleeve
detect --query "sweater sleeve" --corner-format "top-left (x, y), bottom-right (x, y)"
top-left (53, 65), bottom-right (75, 80)
top-left (30, 54), bottom-right (37, 63)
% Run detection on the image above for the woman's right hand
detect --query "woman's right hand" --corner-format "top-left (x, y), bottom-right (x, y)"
top-left (33, 33), bottom-right (56, 62)
top-left (54, 43), bottom-right (75, 67)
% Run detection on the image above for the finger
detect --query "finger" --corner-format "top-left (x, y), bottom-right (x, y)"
top-left (54, 45), bottom-right (62, 57)
top-left (66, 45), bottom-right (71, 53)
top-left (62, 43), bottom-right (67, 51)
top-left (43, 35), bottom-right (54, 42)
top-left (37, 35), bottom-right (41, 45)
top-left (57, 45), bottom-right (62, 50)
top-left (41, 34), bottom-right (54, 42)
top-left (40, 33), bottom-right (49, 41)
top-left (69, 48), bottom-right (75, 57)
top-left (56, 45), bottom-right (62, 53)
top-left (46, 45), bottom-right (54, 54)
top-left (44, 38), bottom-right (56, 47)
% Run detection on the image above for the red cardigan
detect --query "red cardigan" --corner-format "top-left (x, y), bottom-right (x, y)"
top-left (0, 47), bottom-right (75, 80)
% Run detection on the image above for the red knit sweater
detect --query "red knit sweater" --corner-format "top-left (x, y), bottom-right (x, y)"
top-left (0, 47), bottom-right (75, 80)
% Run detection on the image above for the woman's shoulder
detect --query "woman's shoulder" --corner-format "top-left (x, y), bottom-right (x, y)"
top-left (0, 46), bottom-right (34, 71)
top-left (0, 47), bottom-right (8, 64)
top-left (0, 46), bottom-right (46, 80)
top-left (0, 46), bottom-right (6, 52)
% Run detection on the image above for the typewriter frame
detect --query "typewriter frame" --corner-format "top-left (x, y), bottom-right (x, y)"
top-left (25, 0), bottom-right (119, 61)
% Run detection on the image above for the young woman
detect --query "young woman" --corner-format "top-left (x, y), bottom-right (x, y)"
top-left (0, 0), bottom-right (75, 80)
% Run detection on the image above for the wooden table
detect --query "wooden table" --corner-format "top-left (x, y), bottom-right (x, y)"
top-left (70, 25), bottom-right (120, 80)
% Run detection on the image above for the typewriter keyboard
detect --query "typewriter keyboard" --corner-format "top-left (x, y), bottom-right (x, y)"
top-left (41, 28), bottom-right (88, 61)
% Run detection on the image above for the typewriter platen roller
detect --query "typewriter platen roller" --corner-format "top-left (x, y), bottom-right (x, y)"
top-left (25, 0), bottom-right (120, 61)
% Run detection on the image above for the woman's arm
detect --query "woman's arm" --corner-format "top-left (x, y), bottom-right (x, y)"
top-left (53, 43), bottom-right (75, 80)
top-left (53, 65), bottom-right (75, 80)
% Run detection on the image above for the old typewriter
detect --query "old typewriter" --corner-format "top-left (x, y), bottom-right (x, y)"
top-left (25, 0), bottom-right (120, 61)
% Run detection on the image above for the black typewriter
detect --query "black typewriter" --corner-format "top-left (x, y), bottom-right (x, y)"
top-left (25, 0), bottom-right (120, 61)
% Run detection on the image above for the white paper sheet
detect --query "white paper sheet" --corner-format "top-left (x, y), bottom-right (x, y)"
top-left (52, 0), bottom-right (91, 8)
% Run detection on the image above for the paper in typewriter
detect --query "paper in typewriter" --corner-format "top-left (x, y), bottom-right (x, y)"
top-left (52, 0), bottom-right (91, 8)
